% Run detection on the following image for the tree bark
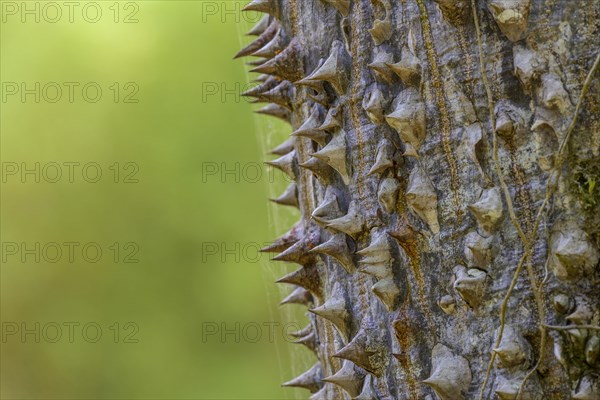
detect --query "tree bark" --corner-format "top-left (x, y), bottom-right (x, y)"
top-left (236, 0), bottom-right (600, 398)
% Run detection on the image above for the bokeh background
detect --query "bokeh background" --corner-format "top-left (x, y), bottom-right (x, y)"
top-left (0, 1), bottom-right (312, 398)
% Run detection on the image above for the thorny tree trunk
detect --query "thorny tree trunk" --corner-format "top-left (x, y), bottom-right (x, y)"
top-left (235, 0), bottom-right (600, 399)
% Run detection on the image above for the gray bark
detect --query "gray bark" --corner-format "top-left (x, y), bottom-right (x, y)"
top-left (236, 0), bottom-right (600, 398)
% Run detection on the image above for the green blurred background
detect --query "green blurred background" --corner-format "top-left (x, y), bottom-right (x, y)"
top-left (0, 1), bottom-right (311, 398)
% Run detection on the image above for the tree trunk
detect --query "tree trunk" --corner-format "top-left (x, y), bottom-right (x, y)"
top-left (236, 0), bottom-right (600, 398)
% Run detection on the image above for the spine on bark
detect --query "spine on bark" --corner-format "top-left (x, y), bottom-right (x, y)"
top-left (235, 0), bottom-right (600, 398)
